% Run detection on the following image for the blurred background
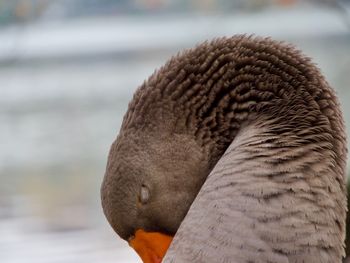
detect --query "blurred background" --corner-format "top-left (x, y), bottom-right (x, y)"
top-left (0, 0), bottom-right (349, 262)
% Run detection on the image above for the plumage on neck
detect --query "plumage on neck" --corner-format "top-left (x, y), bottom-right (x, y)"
top-left (120, 36), bottom-right (346, 175)
top-left (164, 115), bottom-right (346, 262)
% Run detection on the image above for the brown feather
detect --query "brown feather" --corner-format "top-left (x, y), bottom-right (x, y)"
top-left (101, 35), bottom-right (347, 262)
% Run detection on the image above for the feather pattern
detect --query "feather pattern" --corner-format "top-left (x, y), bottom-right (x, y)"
top-left (101, 35), bottom-right (347, 262)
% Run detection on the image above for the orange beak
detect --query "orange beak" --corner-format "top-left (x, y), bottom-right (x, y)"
top-left (128, 229), bottom-right (173, 263)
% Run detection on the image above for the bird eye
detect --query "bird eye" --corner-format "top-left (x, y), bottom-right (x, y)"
top-left (139, 185), bottom-right (150, 204)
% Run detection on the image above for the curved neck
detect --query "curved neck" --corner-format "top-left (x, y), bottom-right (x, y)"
top-left (163, 119), bottom-right (346, 262)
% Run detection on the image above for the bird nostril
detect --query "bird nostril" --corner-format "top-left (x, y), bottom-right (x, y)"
top-left (128, 234), bottom-right (135, 243)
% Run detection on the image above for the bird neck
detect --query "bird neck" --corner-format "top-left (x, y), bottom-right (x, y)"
top-left (164, 119), bottom-right (346, 262)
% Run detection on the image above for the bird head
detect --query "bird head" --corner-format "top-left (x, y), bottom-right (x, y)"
top-left (101, 131), bottom-right (211, 263)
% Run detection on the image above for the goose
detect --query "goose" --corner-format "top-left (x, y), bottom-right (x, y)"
top-left (101, 35), bottom-right (348, 263)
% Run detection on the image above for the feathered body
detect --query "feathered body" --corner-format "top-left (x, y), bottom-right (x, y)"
top-left (101, 36), bottom-right (347, 262)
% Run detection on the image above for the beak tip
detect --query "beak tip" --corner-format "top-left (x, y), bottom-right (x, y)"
top-left (128, 229), bottom-right (173, 263)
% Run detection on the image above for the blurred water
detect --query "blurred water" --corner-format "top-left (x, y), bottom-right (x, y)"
top-left (1, 218), bottom-right (140, 263)
top-left (0, 57), bottom-right (167, 263)
top-left (1, 7), bottom-right (350, 263)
